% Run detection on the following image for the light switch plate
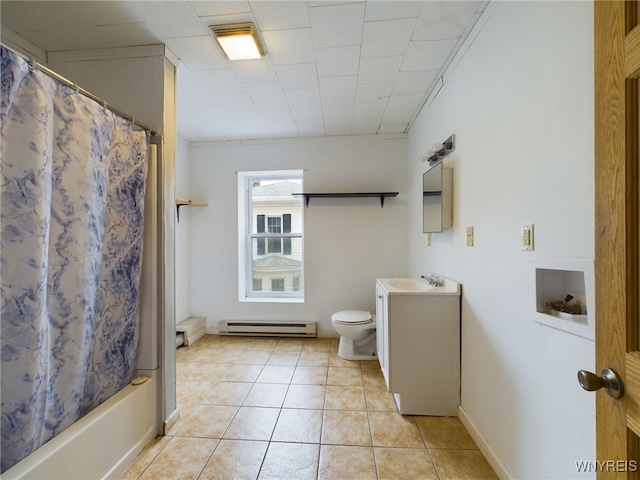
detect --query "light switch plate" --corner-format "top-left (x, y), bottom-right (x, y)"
top-left (521, 224), bottom-right (534, 251)
top-left (466, 226), bottom-right (474, 247)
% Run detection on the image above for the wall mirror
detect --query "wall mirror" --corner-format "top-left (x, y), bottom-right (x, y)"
top-left (423, 161), bottom-right (452, 233)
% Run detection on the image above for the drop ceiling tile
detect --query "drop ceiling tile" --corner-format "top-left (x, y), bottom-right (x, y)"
top-left (190, 1), bottom-right (251, 17)
top-left (194, 69), bottom-right (244, 94)
top-left (357, 56), bottom-right (403, 85)
top-left (284, 88), bottom-right (321, 108)
top-left (262, 28), bottom-right (315, 65)
top-left (230, 108), bottom-right (264, 124)
top-left (244, 81), bottom-right (286, 103)
top-left (319, 76), bottom-right (357, 99)
top-left (322, 97), bottom-right (355, 117)
top-left (163, 36), bottom-right (228, 71)
top-left (291, 106), bottom-right (323, 123)
top-left (274, 63), bottom-right (319, 90)
top-left (364, 1), bottom-right (424, 21)
top-left (177, 64), bottom-right (202, 88)
top-left (381, 108), bottom-right (413, 124)
top-left (237, 121), bottom-right (275, 139)
top-left (215, 92), bottom-right (257, 110)
top-left (392, 70), bottom-right (439, 94)
top-left (361, 18), bottom-right (415, 58)
top-left (179, 86), bottom-right (219, 107)
top-left (199, 13), bottom-right (257, 29)
top-left (400, 39), bottom-right (458, 71)
top-left (96, 23), bottom-right (159, 48)
top-left (386, 92), bottom-right (425, 111)
top-left (355, 83), bottom-right (394, 104)
top-left (315, 46), bottom-right (360, 77)
top-left (309, 3), bottom-right (365, 48)
top-left (128, 2), bottom-right (208, 39)
top-left (210, 120), bottom-right (248, 140)
top-left (353, 102), bottom-right (386, 122)
top-left (256, 101), bottom-right (293, 119)
top-left (231, 60), bottom-right (278, 83)
top-left (296, 121), bottom-right (325, 137)
top-left (413, 1), bottom-right (480, 41)
top-left (266, 117), bottom-right (299, 138)
top-left (178, 105), bottom-right (233, 122)
top-left (251, 1), bottom-right (310, 31)
top-left (378, 124), bottom-right (408, 134)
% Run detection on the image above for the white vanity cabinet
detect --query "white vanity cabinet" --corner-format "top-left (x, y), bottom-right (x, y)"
top-left (375, 277), bottom-right (461, 416)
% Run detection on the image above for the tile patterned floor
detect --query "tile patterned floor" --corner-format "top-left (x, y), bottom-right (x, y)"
top-left (120, 335), bottom-right (498, 480)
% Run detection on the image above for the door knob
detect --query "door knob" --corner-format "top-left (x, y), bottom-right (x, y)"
top-left (577, 368), bottom-right (624, 399)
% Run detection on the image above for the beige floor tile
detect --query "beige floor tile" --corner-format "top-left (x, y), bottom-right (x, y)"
top-left (362, 368), bottom-right (387, 388)
top-left (220, 364), bottom-right (264, 382)
top-left (207, 348), bottom-right (246, 364)
top-left (364, 385), bottom-right (398, 412)
top-left (222, 406), bottom-right (280, 441)
top-left (283, 384), bottom-right (326, 409)
top-left (430, 449), bottom-right (498, 480)
top-left (242, 383), bottom-right (288, 408)
top-left (176, 362), bottom-right (230, 383)
top-left (292, 366), bottom-right (328, 385)
top-left (299, 350), bottom-right (330, 366)
top-left (267, 351), bottom-right (301, 365)
top-left (272, 408), bottom-right (323, 443)
top-left (198, 381), bottom-right (253, 406)
top-left (318, 445), bottom-right (377, 480)
top-left (176, 380), bottom-right (216, 404)
top-left (415, 416), bottom-right (478, 449)
top-left (138, 436), bottom-right (218, 480)
top-left (118, 436), bottom-right (171, 480)
top-left (324, 385), bottom-right (366, 410)
top-left (174, 404), bottom-right (237, 438)
top-left (256, 365), bottom-right (295, 384)
top-left (237, 349), bottom-right (272, 365)
top-left (248, 338), bottom-right (280, 350)
top-left (360, 359), bottom-right (380, 369)
top-left (199, 439), bottom-right (268, 480)
top-left (274, 338), bottom-right (305, 352)
top-left (258, 442), bottom-right (320, 480)
top-left (302, 338), bottom-right (332, 352)
top-left (327, 367), bottom-right (363, 386)
top-left (329, 352), bottom-right (362, 368)
top-left (374, 447), bottom-right (438, 480)
top-left (321, 410), bottom-right (371, 446)
top-left (368, 411), bottom-right (425, 448)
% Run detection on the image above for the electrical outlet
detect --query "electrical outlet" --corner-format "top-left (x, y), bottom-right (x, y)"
top-left (521, 224), bottom-right (534, 251)
top-left (426, 233), bottom-right (432, 246)
top-left (466, 226), bottom-right (474, 247)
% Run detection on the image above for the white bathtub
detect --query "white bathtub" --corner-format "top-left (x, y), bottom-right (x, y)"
top-left (2, 375), bottom-right (157, 480)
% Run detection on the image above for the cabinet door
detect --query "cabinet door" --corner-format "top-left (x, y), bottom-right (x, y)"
top-left (375, 287), bottom-right (390, 387)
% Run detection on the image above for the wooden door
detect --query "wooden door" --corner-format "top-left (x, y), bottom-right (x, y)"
top-left (594, 1), bottom-right (640, 478)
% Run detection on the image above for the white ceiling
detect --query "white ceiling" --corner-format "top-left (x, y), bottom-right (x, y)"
top-left (1, 1), bottom-right (487, 142)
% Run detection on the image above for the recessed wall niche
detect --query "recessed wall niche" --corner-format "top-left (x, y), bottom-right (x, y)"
top-left (531, 260), bottom-right (595, 341)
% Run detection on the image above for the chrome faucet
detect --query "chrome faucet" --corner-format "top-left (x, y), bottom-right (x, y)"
top-left (421, 274), bottom-right (443, 287)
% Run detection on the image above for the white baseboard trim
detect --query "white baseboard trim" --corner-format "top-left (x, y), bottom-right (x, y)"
top-left (458, 405), bottom-right (511, 480)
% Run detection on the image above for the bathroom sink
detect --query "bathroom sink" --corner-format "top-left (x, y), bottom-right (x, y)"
top-left (386, 279), bottom-right (433, 291)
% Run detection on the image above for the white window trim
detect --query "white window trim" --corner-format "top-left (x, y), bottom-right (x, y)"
top-left (237, 170), bottom-right (304, 303)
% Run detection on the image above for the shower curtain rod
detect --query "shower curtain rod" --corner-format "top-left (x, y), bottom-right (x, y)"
top-left (2, 43), bottom-right (161, 137)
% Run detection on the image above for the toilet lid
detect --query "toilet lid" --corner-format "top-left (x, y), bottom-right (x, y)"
top-left (332, 310), bottom-right (372, 325)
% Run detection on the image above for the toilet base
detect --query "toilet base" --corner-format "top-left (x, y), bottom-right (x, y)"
top-left (337, 332), bottom-right (377, 361)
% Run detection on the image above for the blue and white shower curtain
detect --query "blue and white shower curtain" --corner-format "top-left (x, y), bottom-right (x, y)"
top-left (0, 46), bottom-right (149, 472)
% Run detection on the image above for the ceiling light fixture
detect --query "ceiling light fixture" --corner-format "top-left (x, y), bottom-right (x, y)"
top-left (209, 23), bottom-right (266, 60)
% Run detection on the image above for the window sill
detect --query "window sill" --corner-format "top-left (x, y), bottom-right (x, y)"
top-left (240, 296), bottom-right (304, 304)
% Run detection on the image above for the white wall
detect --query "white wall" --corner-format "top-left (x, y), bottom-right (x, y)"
top-left (189, 134), bottom-right (408, 335)
top-left (176, 135), bottom-right (191, 324)
top-left (407, 2), bottom-right (594, 479)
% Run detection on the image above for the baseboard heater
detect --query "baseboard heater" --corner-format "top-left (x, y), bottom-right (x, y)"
top-left (218, 320), bottom-right (316, 337)
top-left (176, 316), bottom-right (206, 346)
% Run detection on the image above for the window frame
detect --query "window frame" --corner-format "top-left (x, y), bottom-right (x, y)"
top-left (237, 170), bottom-right (304, 303)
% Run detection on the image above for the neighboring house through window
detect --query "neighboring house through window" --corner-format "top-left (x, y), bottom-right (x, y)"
top-left (237, 170), bottom-right (304, 302)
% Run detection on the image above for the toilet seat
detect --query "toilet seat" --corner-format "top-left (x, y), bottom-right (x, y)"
top-left (332, 310), bottom-right (372, 325)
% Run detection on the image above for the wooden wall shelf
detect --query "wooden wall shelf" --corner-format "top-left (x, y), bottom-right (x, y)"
top-left (175, 198), bottom-right (207, 221)
top-left (292, 192), bottom-right (398, 207)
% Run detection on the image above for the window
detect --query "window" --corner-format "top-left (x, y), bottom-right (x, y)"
top-left (238, 170), bottom-right (304, 302)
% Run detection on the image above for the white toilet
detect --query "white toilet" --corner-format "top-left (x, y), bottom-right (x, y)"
top-left (331, 310), bottom-right (377, 361)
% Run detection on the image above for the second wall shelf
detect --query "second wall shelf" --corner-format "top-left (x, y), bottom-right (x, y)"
top-left (292, 192), bottom-right (399, 207)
